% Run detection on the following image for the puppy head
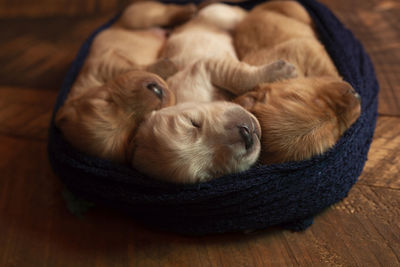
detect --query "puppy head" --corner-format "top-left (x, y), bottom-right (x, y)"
top-left (108, 70), bottom-right (175, 115)
top-left (234, 77), bottom-right (361, 164)
top-left (130, 101), bottom-right (261, 183)
top-left (55, 70), bottom-right (174, 163)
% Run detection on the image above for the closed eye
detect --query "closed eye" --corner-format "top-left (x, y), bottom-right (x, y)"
top-left (190, 119), bottom-right (201, 129)
top-left (146, 82), bottom-right (164, 99)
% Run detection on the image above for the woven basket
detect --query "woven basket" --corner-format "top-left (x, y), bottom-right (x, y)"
top-left (48, 0), bottom-right (379, 234)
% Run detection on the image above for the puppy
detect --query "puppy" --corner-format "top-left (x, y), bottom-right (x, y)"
top-left (70, 1), bottom-right (196, 98)
top-left (161, 3), bottom-right (297, 103)
top-left (235, 77), bottom-right (361, 164)
top-left (234, 1), bottom-right (361, 164)
top-left (56, 1), bottom-right (195, 162)
top-left (235, 1), bottom-right (337, 78)
top-left (130, 101), bottom-right (261, 183)
top-left (56, 70), bottom-right (174, 163)
top-left (126, 3), bottom-right (294, 183)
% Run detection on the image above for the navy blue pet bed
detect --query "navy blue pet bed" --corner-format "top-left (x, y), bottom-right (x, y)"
top-left (48, 0), bottom-right (379, 234)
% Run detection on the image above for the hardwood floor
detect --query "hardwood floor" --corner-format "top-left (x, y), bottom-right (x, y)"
top-left (0, 1), bottom-right (399, 266)
top-left (319, 0), bottom-right (400, 116)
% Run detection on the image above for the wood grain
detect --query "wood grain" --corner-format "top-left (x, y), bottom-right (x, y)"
top-left (0, 0), bottom-right (399, 266)
top-left (0, 124), bottom-right (399, 266)
top-left (0, 87), bottom-right (57, 141)
top-left (284, 184), bottom-right (400, 266)
top-left (0, 0), bottom-right (129, 18)
top-left (319, 0), bottom-right (400, 116)
top-left (359, 116), bottom-right (400, 190)
top-left (0, 16), bottom-right (112, 90)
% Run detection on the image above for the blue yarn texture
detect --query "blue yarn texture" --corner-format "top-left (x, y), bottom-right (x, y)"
top-left (48, 0), bottom-right (379, 234)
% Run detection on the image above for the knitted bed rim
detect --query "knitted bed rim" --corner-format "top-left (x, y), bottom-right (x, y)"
top-left (48, 0), bottom-right (379, 235)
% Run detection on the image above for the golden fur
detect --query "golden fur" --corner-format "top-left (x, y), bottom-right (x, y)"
top-left (235, 77), bottom-right (361, 163)
top-left (55, 1), bottom-right (197, 162)
top-left (125, 3), bottom-right (296, 183)
top-left (70, 1), bottom-right (196, 98)
top-left (56, 71), bottom-right (175, 162)
top-left (233, 1), bottom-right (361, 164)
top-left (161, 3), bottom-right (297, 103)
top-left (131, 101), bottom-right (261, 183)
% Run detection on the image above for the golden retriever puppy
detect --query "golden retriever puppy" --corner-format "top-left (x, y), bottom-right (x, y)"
top-left (161, 3), bottom-right (297, 103)
top-left (235, 1), bottom-right (336, 77)
top-left (56, 1), bottom-right (196, 162)
top-left (70, 1), bottom-right (196, 98)
top-left (130, 101), bottom-right (261, 183)
top-left (233, 1), bottom-right (361, 164)
top-left (56, 70), bottom-right (175, 163)
top-left (234, 77), bottom-right (360, 164)
top-left (234, 1), bottom-right (316, 59)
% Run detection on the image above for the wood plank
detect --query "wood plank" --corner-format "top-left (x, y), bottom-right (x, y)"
top-left (0, 15), bottom-right (111, 90)
top-left (0, 0), bottom-right (128, 18)
top-left (319, 0), bottom-right (400, 116)
top-left (284, 184), bottom-right (400, 266)
top-left (0, 135), bottom-right (294, 267)
top-left (0, 87), bottom-right (57, 140)
top-left (0, 0), bottom-right (244, 18)
top-left (1, 116), bottom-right (399, 266)
top-left (319, 0), bottom-right (400, 11)
top-left (0, 1), bottom-right (398, 115)
top-left (359, 116), bottom-right (400, 189)
top-left (0, 1), bottom-right (399, 266)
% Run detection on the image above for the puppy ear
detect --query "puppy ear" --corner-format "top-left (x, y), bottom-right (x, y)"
top-left (55, 86), bottom-right (132, 162)
top-left (326, 81), bottom-right (360, 113)
top-left (55, 104), bottom-right (77, 129)
top-left (55, 86), bottom-right (112, 133)
top-left (319, 81), bottom-right (361, 130)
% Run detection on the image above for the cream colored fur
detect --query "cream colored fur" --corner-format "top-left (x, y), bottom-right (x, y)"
top-left (130, 3), bottom-right (296, 182)
top-left (161, 3), bottom-right (297, 103)
top-left (131, 101), bottom-right (261, 183)
top-left (70, 1), bottom-right (196, 98)
top-left (55, 1), bottom-right (198, 162)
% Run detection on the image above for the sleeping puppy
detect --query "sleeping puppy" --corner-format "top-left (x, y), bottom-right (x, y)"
top-left (235, 77), bottom-right (360, 164)
top-left (125, 3), bottom-right (293, 183)
top-left (55, 1), bottom-right (196, 162)
top-left (234, 1), bottom-right (361, 164)
top-left (130, 101), bottom-right (261, 183)
top-left (70, 1), bottom-right (196, 98)
top-left (161, 3), bottom-right (297, 103)
top-left (56, 70), bottom-right (175, 163)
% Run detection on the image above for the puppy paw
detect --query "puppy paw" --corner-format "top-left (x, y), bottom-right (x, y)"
top-left (263, 60), bottom-right (297, 82)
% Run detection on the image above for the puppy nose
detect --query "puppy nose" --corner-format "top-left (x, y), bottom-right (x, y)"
top-left (238, 125), bottom-right (253, 150)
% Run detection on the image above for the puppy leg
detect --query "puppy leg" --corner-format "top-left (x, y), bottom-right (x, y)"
top-left (85, 48), bottom-right (177, 84)
top-left (119, 2), bottom-right (197, 29)
top-left (204, 58), bottom-right (297, 95)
